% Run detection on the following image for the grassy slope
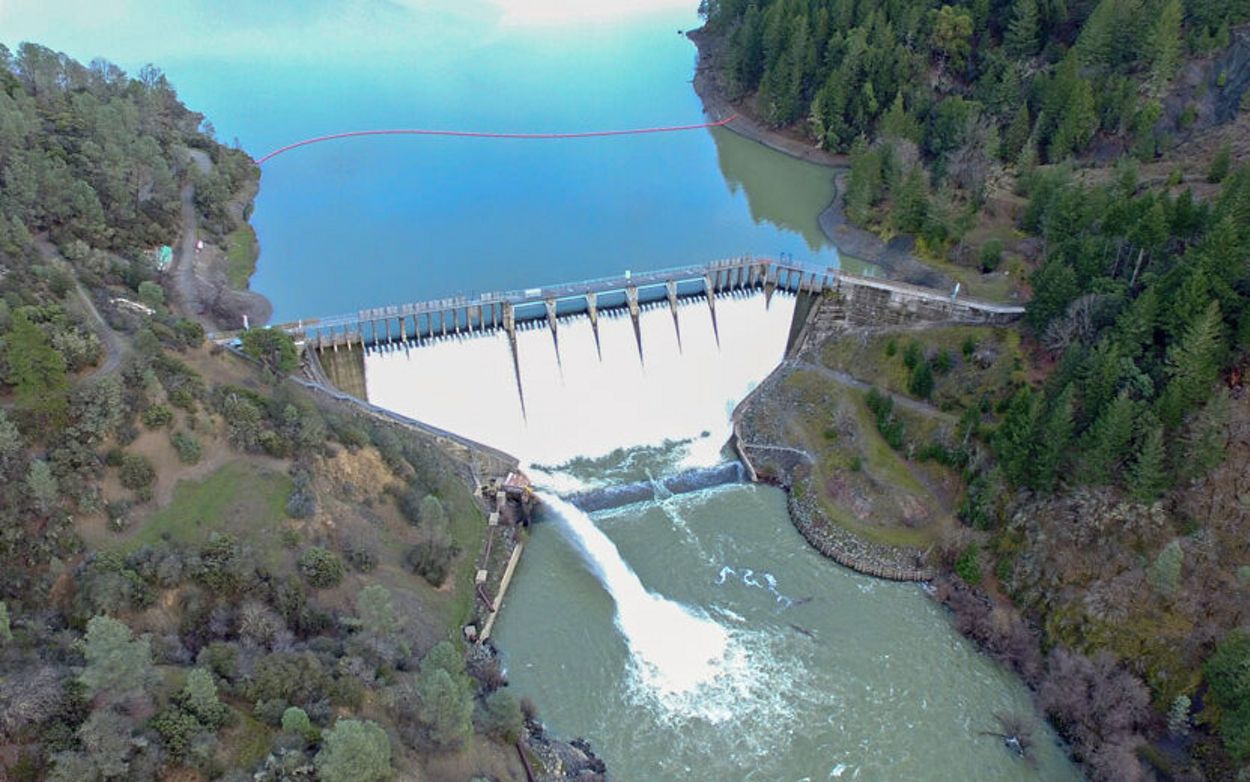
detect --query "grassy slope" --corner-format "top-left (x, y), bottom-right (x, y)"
top-left (781, 370), bottom-right (951, 547)
top-left (225, 224), bottom-right (259, 289)
top-left (820, 325), bottom-right (1026, 412)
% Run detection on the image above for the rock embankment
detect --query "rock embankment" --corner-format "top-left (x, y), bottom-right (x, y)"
top-left (732, 354), bottom-right (937, 583)
top-left (786, 490), bottom-right (935, 582)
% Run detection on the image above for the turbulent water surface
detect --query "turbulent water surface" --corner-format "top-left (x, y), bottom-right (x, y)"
top-left (493, 486), bottom-right (1082, 782)
top-left (6, 2), bottom-right (1080, 779)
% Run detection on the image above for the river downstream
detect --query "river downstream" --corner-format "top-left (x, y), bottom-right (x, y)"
top-left (492, 483), bottom-right (1079, 781)
top-left (6, 2), bottom-right (1080, 779)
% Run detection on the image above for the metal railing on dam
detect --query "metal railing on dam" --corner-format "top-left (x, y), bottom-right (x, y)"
top-left (262, 256), bottom-right (833, 351)
top-left (218, 256), bottom-right (1025, 358)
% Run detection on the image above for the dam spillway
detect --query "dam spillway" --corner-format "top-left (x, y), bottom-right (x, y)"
top-left (363, 287), bottom-right (796, 469)
top-left (280, 257), bottom-right (1024, 471)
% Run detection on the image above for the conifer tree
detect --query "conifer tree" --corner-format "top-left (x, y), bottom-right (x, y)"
top-left (1159, 300), bottom-right (1225, 426)
top-left (1049, 79), bottom-right (1097, 160)
top-left (845, 138), bottom-right (879, 224)
top-left (1146, 0), bottom-right (1183, 95)
top-left (993, 387), bottom-right (1042, 486)
top-left (1130, 422), bottom-right (1168, 501)
top-left (1005, 0), bottom-right (1041, 58)
top-left (893, 166), bottom-right (930, 235)
top-left (1001, 103), bottom-right (1032, 164)
top-left (879, 92), bottom-right (921, 143)
top-left (6, 310), bottom-right (69, 431)
top-left (1031, 384), bottom-right (1074, 492)
top-left (1082, 392), bottom-right (1137, 483)
top-left (909, 358), bottom-right (935, 399)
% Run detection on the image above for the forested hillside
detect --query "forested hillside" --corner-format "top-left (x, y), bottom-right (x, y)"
top-left (701, 3), bottom-right (1250, 780)
top-left (704, 0), bottom-right (1248, 155)
top-left (701, 0), bottom-right (1250, 260)
top-left (0, 44), bottom-right (563, 782)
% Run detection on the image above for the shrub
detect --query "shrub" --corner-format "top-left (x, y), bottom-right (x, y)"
top-left (281, 706), bottom-right (318, 742)
top-left (405, 536), bottom-right (458, 587)
top-left (344, 541), bottom-right (378, 573)
top-left (298, 547), bottom-right (345, 589)
top-left (141, 404), bottom-right (173, 429)
top-left (934, 349), bottom-right (953, 375)
top-left (315, 719), bottom-right (392, 782)
top-left (240, 328), bottom-right (299, 375)
top-left (885, 338), bottom-right (897, 357)
top-left (137, 280), bottom-right (165, 309)
top-left (954, 543), bottom-right (983, 586)
top-left (173, 319), bottom-right (205, 348)
top-left (979, 239), bottom-right (1003, 271)
top-left (477, 689), bottom-right (524, 743)
top-left (286, 467), bottom-right (317, 519)
top-left (118, 453), bottom-right (156, 498)
top-left (170, 431), bottom-right (202, 464)
top-left (150, 706), bottom-right (204, 759)
top-left (248, 651), bottom-right (334, 709)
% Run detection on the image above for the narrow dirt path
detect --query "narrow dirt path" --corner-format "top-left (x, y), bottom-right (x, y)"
top-left (72, 282), bottom-right (126, 376)
top-left (168, 148), bottom-right (212, 320)
top-left (34, 238), bottom-right (128, 379)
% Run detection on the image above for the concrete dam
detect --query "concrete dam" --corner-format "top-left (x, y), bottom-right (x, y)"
top-left (278, 257), bottom-right (1022, 478)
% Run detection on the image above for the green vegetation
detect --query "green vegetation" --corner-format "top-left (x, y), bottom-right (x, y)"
top-left (130, 461), bottom-right (291, 550)
top-left (1205, 632), bottom-right (1250, 761)
top-left (315, 719), bottom-right (392, 782)
top-left (79, 615), bottom-right (155, 698)
top-left (226, 224), bottom-right (259, 288)
top-left (0, 42), bottom-right (537, 782)
top-left (240, 327), bottom-right (299, 374)
top-left (987, 168), bottom-right (1249, 499)
top-left (298, 546), bottom-right (346, 588)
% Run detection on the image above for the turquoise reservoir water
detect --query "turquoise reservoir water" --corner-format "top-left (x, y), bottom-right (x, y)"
top-left (5, 3), bottom-right (1080, 779)
top-left (3, 0), bottom-right (843, 321)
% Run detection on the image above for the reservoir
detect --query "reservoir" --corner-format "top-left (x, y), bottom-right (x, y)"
top-left (5, 1), bottom-right (1081, 779)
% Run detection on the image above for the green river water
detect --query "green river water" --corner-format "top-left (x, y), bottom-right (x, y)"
top-left (493, 484), bottom-right (1081, 781)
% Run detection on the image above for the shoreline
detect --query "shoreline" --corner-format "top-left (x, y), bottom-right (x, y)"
top-left (169, 162), bottom-right (273, 332)
top-left (687, 26), bottom-right (955, 291)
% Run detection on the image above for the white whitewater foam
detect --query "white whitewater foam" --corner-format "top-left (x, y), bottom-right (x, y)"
top-left (541, 494), bottom-right (734, 706)
top-left (364, 290), bottom-right (795, 473)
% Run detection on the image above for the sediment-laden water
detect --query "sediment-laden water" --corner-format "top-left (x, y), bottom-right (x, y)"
top-left (493, 485), bottom-right (1081, 782)
top-left (9, 3), bottom-right (1080, 778)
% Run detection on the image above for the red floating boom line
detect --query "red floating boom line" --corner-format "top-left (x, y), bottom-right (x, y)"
top-left (254, 114), bottom-right (738, 164)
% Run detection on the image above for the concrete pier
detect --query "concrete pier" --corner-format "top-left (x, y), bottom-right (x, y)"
top-left (626, 285), bottom-right (643, 364)
top-left (704, 274), bottom-right (720, 346)
top-left (270, 257), bottom-right (1025, 359)
top-left (586, 292), bottom-right (601, 359)
top-left (502, 302), bottom-right (525, 419)
top-left (544, 297), bottom-right (559, 362)
top-left (666, 279), bottom-right (681, 351)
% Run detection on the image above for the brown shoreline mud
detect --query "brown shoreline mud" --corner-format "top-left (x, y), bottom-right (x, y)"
top-left (687, 26), bottom-right (955, 291)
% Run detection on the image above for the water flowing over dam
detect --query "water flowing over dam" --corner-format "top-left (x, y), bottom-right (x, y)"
top-left (364, 286), bottom-right (795, 471)
top-left (273, 257), bottom-right (1072, 780)
top-left (286, 258), bottom-right (1022, 475)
